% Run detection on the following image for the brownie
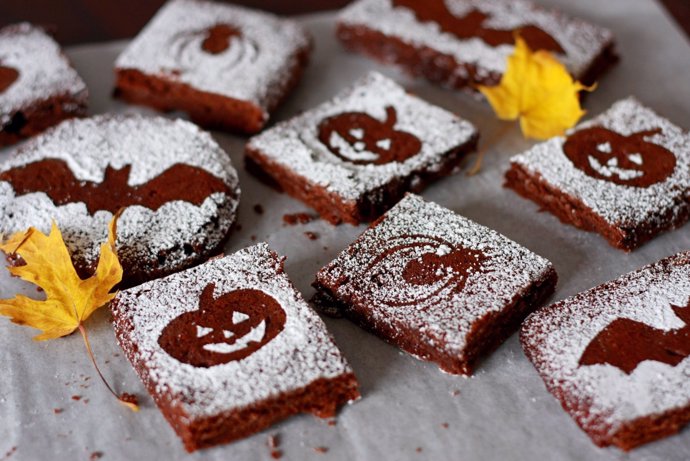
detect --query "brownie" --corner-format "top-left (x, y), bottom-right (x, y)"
top-left (505, 97), bottom-right (690, 251)
top-left (313, 194), bottom-right (557, 375)
top-left (521, 251), bottom-right (690, 450)
top-left (0, 23), bottom-right (88, 147)
top-left (245, 72), bottom-right (479, 225)
top-left (111, 243), bottom-right (360, 452)
top-left (113, 0), bottom-right (312, 134)
top-left (0, 114), bottom-right (240, 287)
top-left (336, 0), bottom-right (617, 90)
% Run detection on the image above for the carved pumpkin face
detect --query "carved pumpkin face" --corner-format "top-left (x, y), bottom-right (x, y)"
top-left (317, 106), bottom-right (422, 165)
top-left (158, 284), bottom-right (286, 367)
top-left (364, 235), bottom-right (488, 307)
top-left (563, 127), bottom-right (676, 188)
top-left (0, 65), bottom-right (19, 94)
top-left (201, 24), bottom-right (241, 54)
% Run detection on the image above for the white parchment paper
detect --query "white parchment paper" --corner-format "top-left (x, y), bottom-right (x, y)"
top-left (1, 1), bottom-right (690, 460)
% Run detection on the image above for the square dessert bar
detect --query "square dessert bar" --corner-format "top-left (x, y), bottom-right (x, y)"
top-left (0, 23), bottom-right (88, 147)
top-left (505, 97), bottom-right (690, 251)
top-left (521, 251), bottom-right (690, 450)
top-left (245, 72), bottom-right (479, 225)
top-left (111, 243), bottom-right (360, 452)
top-left (313, 194), bottom-right (557, 375)
top-left (114, 0), bottom-right (312, 134)
top-left (336, 0), bottom-right (616, 90)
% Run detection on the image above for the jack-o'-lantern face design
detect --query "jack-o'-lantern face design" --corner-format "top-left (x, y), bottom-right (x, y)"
top-left (0, 65), bottom-right (19, 94)
top-left (158, 284), bottom-right (286, 367)
top-left (563, 127), bottom-right (676, 188)
top-left (200, 24), bottom-right (241, 54)
top-left (317, 106), bottom-right (422, 165)
top-left (363, 235), bottom-right (488, 307)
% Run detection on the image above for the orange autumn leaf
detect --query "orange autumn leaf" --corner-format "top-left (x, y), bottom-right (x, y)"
top-left (0, 218), bottom-right (122, 340)
top-left (478, 36), bottom-right (595, 140)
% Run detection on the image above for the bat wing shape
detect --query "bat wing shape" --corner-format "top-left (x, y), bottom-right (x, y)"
top-left (0, 158), bottom-right (232, 215)
top-left (579, 305), bottom-right (690, 374)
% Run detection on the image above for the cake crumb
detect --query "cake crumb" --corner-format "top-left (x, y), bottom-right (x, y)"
top-left (441, 422), bottom-right (449, 429)
top-left (268, 433), bottom-right (281, 458)
top-left (314, 446), bottom-right (329, 454)
top-left (304, 231), bottom-right (318, 241)
top-left (53, 408), bottom-right (63, 414)
top-left (416, 447), bottom-right (423, 453)
top-left (3, 446), bottom-right (17, 459)
top-left (283, 212), bottom-right (316, 225)
top-left (71, 395), bottom-right (81, 401)
top-left (327, 419), bottom-right (337, 426)
top-left (89, 452), bottom-right (103, 460)
top-left (253, 204), bottom-right (264, 214)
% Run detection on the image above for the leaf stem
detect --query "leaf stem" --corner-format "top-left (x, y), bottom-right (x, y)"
top-left (77, 323), bottom-right (139, 412)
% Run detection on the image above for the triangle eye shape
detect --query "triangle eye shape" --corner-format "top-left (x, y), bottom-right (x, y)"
top-left (232, 311), bottom-right (250, 324)
top-left (196, 325), bottom-right (213, 337)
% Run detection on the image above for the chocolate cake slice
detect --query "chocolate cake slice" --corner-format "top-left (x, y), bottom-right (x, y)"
top-left (246, 72), bottom-right (478, 225)
top-left (313, 194), bottom-right (557, 375)
top-left (111, 243), bottom-right (360, 451)
top-left (521, 251), bottom-right (690, 450)
top-left (0, 23), bottom-right (88, 146)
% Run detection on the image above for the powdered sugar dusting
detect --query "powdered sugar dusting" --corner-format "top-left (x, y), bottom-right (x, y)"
top-left (510, 97), bottom-right (690, 228)
top-left (115, 0), bottom-right (311, 117)
top-left (0, 114), bottom-right (240, 278)
top-left (0, 23), bottom-right (87, 125)
top-left (247, 72), bottom-right (477, 201)
top-left (338, 0), bottom-right (614, 81)
top-left (316, 194), bottom-right (554, 358)
top-left (111, 243), bottom-right (356, 418)
top-left (521, 251), bottom-right (690, 439)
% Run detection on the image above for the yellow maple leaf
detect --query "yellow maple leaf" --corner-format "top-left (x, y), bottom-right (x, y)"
top-left (478, 36), bottom-right (595, 140)
top-left (0, 218), bottom-right (122, 340)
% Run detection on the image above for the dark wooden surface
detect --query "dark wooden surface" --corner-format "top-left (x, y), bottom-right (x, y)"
top-left (0, 0), bottom-right (688, 45)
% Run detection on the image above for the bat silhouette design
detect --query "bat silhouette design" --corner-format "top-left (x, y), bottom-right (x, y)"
top-left (579, 302), bottom-right (690, 374)
top-left (0, 158), bottom-right (232, 215)
top-left (392, 0), bottom-right (564, 54)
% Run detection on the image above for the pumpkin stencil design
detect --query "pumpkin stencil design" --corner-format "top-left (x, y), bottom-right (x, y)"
top-left (158, 284), bottom-right (286, 367)
top-left (0, 65), bottom-right (19, 94)
top-left (563, 126), bottom-right (676, 188)
top-left (392, 0), bottom-right (564, 54)
top-left (362, 234), bottom-right (489, 307)
top-left (317, 106), bottom-right (422, 165)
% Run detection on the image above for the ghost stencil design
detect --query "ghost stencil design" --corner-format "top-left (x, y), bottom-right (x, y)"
top-left (363, 234), bottom-right (488, 306)
top-left (563, 127), bottom-right (676, 187)
top-left (317, 106), bottom-right (422, 165)
top-left (579, 302), bottom-right (690, 374)
top-left (0, 65), bottom-right (19, 93)
top-left (158, 284), bottom-right (286, 367)
top-left (392, 0), bottom-right (564, 54)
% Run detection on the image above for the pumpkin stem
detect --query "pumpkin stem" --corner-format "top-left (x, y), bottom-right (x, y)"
top-left (77, 322), bottom-right (139, 412)
top-left (383, 106), bottom-right (397, 127)
top-left (630, 127), bottom-right (662, 140)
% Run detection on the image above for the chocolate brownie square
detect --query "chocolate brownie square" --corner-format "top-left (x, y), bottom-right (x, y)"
top-left (114, 0), bottom-right (312, 134)
top-left (521, 251), bottom-right (690, 450)
top-left (336, 0), bottom-right (616, 90)
top-left (0, 23), bottom-right (88, 147)
top-left (313, 194), bottom-right (557, 375)
top-left (505, 97), bottom-right (690, 251)
top-left (111, 243), bottom-right (360, 451)
top-left (245, 72), bottom-right (479, 225)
